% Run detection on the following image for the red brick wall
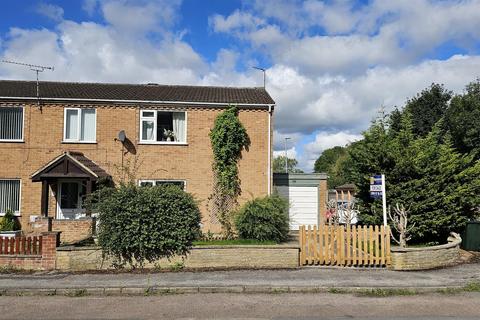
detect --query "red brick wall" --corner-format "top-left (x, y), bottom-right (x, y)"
top-left (0, 232), bottom-right (58, 270)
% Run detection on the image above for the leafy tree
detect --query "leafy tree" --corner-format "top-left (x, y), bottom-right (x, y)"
top-left (89, 184), bottom-right (201, 268)
top-left (273, 156), bottom-right (303, 173)
top-left (443, 80), bottom-right (480, 158)
top-left (314, 146), bottom-right (351, 188)
top-left (404, 83), bottom-right (452, 137)
top-left (349, 110), bottom-right (479, 243)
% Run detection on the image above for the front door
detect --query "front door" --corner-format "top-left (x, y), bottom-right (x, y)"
top-left (57, 180), bottom-right (86, 219)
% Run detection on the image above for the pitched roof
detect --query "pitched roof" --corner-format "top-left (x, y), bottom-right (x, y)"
top-left (0, 80), bottom-right (275, 105)
top-left (31, 151), bottom-right (110, 181)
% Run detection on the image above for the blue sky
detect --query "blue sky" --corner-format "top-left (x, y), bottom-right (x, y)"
top-left (1, 0), bottom-right (480, 171)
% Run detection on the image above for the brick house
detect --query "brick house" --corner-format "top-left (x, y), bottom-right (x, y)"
top-left (0, 80), bottom-right (275, 243)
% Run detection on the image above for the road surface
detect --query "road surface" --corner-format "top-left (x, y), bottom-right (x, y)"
top-left (1, 292), bottom-right (479, 319)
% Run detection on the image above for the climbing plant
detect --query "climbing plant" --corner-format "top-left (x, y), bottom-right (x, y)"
top-left (209, 106), bottom-right (250, 238)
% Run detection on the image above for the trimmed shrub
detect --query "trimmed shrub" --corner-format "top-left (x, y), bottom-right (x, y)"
top-left (89, 183), bottom-right (201, 268)
top-left (0, 209), bottom-right (19, 231)
top-left (234, 194), bottom-right (289, 242)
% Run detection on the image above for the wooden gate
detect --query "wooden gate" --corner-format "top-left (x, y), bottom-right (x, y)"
top-left (299, 225), bottom-right (391, 267)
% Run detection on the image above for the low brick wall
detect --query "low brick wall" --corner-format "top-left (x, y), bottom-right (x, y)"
top-left (56, 245), bottom-right (300, 271)
top-left (0, 232), bottom-right (59, 270)
top-left (390, 234), bottom-right (462, 271)
top-left (29, 218), bottom-right (95, 244)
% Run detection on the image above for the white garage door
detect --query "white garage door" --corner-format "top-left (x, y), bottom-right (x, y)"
top-left (276, 186), bottom-right (318, 230)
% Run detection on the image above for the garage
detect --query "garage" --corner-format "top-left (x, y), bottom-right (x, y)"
top-left (273, 173), bottom-right (328, 230)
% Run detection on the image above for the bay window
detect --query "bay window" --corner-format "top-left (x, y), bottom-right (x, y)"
top-left (140, 110), bottom-right (186, 143)
top-left (64, 108), bottom-right (96, 142)
top-left (0, 107), bottom-right (24, 141)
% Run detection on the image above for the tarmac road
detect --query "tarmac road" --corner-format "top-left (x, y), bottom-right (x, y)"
top-left (1, 292), bottom-right (480, 320)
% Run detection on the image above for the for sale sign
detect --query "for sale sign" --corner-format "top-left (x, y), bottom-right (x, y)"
top-left (370, 175), bottom-right (383, 199)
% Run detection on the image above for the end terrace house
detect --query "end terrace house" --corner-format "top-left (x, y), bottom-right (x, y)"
top-left (0, 80), bottom-right (275, 243)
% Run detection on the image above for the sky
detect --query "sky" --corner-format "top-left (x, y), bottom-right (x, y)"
top-left (1, 0), bottom-right (480, 171)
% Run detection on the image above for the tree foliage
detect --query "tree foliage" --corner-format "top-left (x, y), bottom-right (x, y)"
top-left (273, 156), bottom-right (303, 173)
top-left (234, 194), bottom-right (290, 242)
top-left (89, 184), bottom-right (201, 268)
top-left (209, 106), bottom-right (250, 237)
top-left (314, 146), bottom-right (352, 188)
top-left (404, 83), bottom-right (452, 137)
top-left (346, 81), bottom-right (480, 243)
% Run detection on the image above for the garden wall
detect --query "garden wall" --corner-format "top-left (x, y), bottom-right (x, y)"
top-left (390, 233), bottom-right (461, 271)
top-left (56, 245), bottom-right (300, 271)
top-left (29, 217), bottom-right (95, 244)
top-left (0, 232), bottom-right (59, 271)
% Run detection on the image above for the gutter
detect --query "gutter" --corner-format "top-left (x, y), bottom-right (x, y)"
top-left (0, 96), bottom-right (275, 109)
top-left (267, 105), bottom-right (273, 195)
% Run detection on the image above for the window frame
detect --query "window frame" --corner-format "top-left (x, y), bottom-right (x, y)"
top-left (139, 109), bottom-right (187, 145)
top-left (138, 179), bottom-right (187, 191)
top-left (0, 106), bottom-right (25, 143)
top-left (0, 178), bottom-right (22, 217)
top-left (63, 108), bottom-right (97, 143)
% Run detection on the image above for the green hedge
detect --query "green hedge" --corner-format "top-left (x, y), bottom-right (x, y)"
top-left (0, 209), bottom-right (19, 232)
top-left (89, 184), bottom-right (201, 268)
top-left (234, 194), bottom-right (289, 242)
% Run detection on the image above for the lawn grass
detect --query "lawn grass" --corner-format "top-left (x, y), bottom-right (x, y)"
top-left (193, 239), bottom-right (277, 246)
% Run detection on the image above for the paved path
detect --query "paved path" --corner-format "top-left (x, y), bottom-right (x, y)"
top-left (0, 263), bottom-right (479, 294)
top-left (1, 292), bottom-right (480, 319)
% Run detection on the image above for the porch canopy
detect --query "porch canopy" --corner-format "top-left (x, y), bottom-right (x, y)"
top-left (31, 151), bottom-right (110, 217)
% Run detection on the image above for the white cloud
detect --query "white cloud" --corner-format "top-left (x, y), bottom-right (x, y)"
top-left (36, 3), bottom-right (64, 22)
top-left (82, 0), bottom-right (98, 16)
top-left (273, 147), bottom-right (297, 159)
top-left (300, 131), bottom-right (362, 172)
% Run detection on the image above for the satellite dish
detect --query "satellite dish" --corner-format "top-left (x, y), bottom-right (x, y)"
top-left (117, 130), bottom-right (126, 143)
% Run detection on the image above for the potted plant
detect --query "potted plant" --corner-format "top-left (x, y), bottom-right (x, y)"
top-left (0, 209), bottom-right (21, 238)
top-left (163, 129), bottom-right (175, 142)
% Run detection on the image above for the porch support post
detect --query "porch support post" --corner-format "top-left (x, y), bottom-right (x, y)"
top-left (41, 180), bottom-right (49, 217)
top-left (86, 180), bottom-right (92, 217)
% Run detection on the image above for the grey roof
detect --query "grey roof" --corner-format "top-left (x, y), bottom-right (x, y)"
top-left (0, 80), bottom-right (275, 105)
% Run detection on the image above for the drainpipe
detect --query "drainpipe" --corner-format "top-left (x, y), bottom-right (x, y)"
top-left (267, 105), bottom-right (273, 195)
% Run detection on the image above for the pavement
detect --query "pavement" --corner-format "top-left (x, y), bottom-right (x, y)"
top-left (0, 262), bottom-right (479, 296)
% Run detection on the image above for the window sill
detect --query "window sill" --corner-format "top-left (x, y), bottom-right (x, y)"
top-left (0, 213), bottom-right (21, 217)
top-left (0, 140), bottom-right (24, 143)
top-left (61, 141), bottom-right (97, 144)
top-left (138, 141), bottom-right (188, 146)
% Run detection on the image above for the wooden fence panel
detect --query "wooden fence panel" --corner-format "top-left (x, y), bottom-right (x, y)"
top-left (299, 225), bottom-right (391, 267)
top-left (0, 236), bottom-right (42, 255)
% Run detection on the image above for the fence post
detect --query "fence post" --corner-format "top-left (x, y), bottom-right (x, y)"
top-left (40, 232), bottom-right (61, 270)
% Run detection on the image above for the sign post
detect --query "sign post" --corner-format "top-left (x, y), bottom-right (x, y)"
top-left (370, 174), bottom-right (387, 226)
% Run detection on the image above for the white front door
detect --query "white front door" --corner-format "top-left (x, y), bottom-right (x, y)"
top-left (57, 180), bottom-right (86, 220)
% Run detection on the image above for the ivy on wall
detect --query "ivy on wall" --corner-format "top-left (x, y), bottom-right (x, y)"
top-left (209, 106), bottom-right (250, 237)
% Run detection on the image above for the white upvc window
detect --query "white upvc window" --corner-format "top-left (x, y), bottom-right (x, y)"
top-left (0, 106), bottom-right (24, 142)
top-left (138, 179), bottom-right (186, 191)
top-left (63, 108), bottom-right (97, 143)
top-left (0, 179), bottom-right (21, 216)
top-left (140, 110), bottom-right (186, 144)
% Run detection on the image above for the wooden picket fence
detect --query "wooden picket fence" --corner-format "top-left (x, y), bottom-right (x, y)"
top-left (299, 225), bottom-right (391, 267)
top-left (0, 236), bottom-right (43, 255)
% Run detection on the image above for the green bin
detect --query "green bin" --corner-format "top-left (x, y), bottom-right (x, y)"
top-left (462, 221), bottom-right (480, 251)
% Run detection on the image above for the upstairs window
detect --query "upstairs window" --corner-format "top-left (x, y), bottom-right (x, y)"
top-left (0, 107), bottom-right (24, 141)
top-left (64, 108), bottom-right (96, 143)
top-left (139, 179), bottom-right (186, 190)
top-left (0, 179), bottom-right (21, 215)
top-left (140, 110), bottom-right (186, 143)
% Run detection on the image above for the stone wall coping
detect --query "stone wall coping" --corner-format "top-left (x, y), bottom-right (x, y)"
top-left (391, 238), bottom-right (461, 253)
top-left (0, 254), bottom-right (42, 259)
top-left (57, 244), bottom-right (300, 252)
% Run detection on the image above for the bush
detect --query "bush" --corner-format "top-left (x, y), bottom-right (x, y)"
top-left (234, 194), bottom-right (289, 242)
top-left (0, 209), bottom-right (19, 231)
top-left (89, 183), bottom-right (201, 268)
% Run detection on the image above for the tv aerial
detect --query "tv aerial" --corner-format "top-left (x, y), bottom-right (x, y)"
top-left (1, 59), bottom-right (54, 107)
